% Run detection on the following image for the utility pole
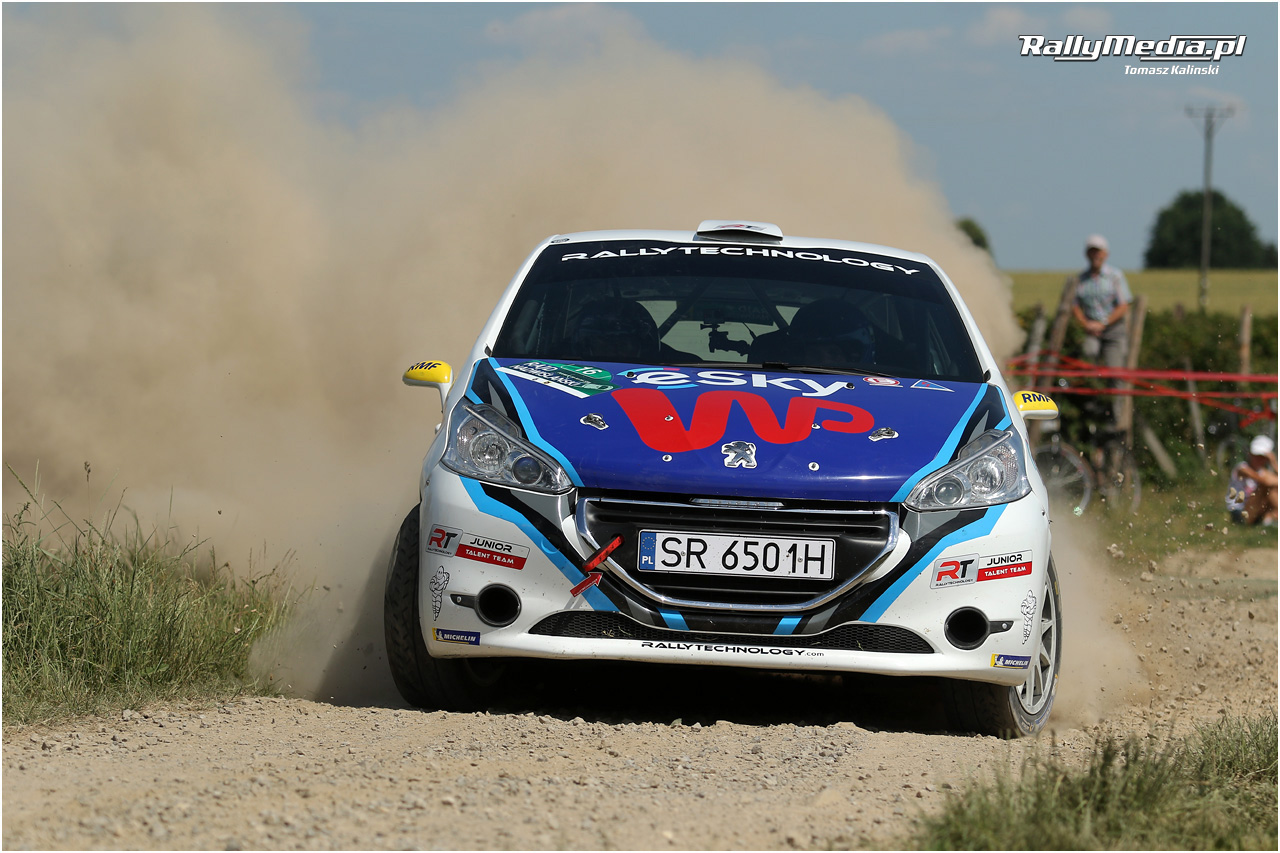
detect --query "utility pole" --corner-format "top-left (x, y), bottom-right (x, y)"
top-left (1185, 105), bottom-right (1234, 311)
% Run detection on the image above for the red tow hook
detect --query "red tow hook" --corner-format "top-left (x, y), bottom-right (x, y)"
top-left (571, 535), bottom-right (622, 597)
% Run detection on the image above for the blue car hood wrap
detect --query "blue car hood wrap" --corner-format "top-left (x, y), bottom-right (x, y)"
top-left (469, 359), bottom-right (1007, 502)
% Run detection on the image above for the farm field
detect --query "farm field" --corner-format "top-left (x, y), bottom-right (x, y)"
top-left (1008, 269), bottom-right (1278, 315)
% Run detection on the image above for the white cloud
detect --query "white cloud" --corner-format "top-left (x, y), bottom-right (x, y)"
top-left (1060, 5), bottom-right (1113, 33)
top-left (966, 6), bottom-right (1047, 47)
top-left (862, 25), bottom-right (954, 56)
top-left (483, 3), bottom-right (645, 54)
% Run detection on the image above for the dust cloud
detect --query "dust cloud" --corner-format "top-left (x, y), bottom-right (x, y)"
top-left (1049, 515), bottom-right (1147, 729)
top-left (3, 5), bottom-right (1019, 703)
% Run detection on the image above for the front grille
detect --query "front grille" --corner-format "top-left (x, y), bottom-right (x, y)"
top-left (530, 612), bottom-right (934, 654)
top-left (576, 492), bottom-right (897, 611)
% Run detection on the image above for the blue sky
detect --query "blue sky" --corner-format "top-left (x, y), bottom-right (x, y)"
top-left (290, 1), bottom-right (1277, 270)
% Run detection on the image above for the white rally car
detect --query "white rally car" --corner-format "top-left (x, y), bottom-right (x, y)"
top-left (385, 220), bottom-right (1062, 737)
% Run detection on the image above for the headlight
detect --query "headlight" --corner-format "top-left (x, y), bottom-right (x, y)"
top-left (904, 428), bottom-right (1030, 511)
top-left (441, 402), bottom-right (572, 494)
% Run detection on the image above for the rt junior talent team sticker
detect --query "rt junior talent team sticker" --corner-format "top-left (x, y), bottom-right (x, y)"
top-left (930, 551), bottom-right (1033, 589)
top-left (426, 526), bottom-right (530, 569)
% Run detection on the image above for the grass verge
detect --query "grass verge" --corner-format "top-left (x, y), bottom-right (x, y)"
top-left (1094, 469), bottom-right (1278, 570)
top-left (1008, 268), bottom-right (1278, 315)
top-left (2, 476), bottom-right (292, 725)
top-left (903, 712), bottom-right (1278, 850)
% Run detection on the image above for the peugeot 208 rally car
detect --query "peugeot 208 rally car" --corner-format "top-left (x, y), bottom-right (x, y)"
top-left (385, 220), bottom-right (1062, 737)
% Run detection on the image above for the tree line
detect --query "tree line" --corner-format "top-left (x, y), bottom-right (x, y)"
top-left (957, 189), bottom-right (1276, 269)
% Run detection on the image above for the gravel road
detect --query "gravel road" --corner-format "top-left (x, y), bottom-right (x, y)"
top-left (4, 542), bottom-right (1275, 850)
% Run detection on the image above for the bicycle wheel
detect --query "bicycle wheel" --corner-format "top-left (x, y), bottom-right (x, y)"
top-left (1033, 441), bottom-right (1093, 517)
top-left (1214, 434), bottom-right (1246, 471)
top-left (1096, 442), bottom-right (1142, 514)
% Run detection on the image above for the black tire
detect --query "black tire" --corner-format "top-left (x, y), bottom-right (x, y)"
top-left (944, 558), bottom-right (1062, 738)
top-left (383, 505), bottom-right (508, 711)
top-left (1033, 441), bottom-right (1093, 517)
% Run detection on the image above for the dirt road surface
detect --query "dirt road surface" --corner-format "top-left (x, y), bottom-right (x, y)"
top-left (4, 542), bottom-right (1275, 850)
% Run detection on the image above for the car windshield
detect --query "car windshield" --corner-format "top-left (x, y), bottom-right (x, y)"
top-left (492, 239), bottom-right (984, 383)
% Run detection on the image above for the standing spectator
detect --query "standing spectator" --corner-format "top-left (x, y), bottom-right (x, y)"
top-left (1227, 435), bottom-right (1278, 526)
top-left (1071, 234), bottom-right (1132, 425)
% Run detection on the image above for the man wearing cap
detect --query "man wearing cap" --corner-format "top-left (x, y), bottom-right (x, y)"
top-left (1227, 435), bottom-right (1278, 526)
top-left (1071, 235), bottom-right (1132, 425)
top-left (1071, 234), bottom-right (1132, 369)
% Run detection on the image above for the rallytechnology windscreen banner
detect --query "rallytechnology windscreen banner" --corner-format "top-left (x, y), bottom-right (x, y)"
top-left (467, 357), bottom-right (1009, 502)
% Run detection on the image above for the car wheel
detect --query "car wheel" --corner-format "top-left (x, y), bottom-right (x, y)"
top-left (383, 505), bottom-right (508, 711)
top-left (944, 558), bottom-right (1062, 738)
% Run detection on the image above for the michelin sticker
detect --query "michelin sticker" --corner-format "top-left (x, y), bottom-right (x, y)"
top-left (498, 361), bottom-right (616, 397)
top-left (991, 653), bottom-right (1031, 669)
top-left (434, 628), bottom-right (481, 645)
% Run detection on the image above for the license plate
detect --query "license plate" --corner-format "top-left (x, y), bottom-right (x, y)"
top-left (637, 530), bottom-right (835, 579)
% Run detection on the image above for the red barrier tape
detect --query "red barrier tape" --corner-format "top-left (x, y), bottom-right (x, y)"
top-left (1006, 350), bottom-right (1278, 423)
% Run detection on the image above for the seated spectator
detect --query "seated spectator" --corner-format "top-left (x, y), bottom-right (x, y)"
top-left (1226, 435), bottom-right (1278, 526)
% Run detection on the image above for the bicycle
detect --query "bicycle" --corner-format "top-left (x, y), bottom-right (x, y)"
top-left (1033, 428), bottom-right (1141, 517)
top-left (1209, 399), bottom-right (1277, 470)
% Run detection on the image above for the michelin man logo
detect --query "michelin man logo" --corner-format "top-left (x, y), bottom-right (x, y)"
top-left (430, 567), bottom-right (450, 620)
top-left (1021, 590), bottom-right (1037, 641)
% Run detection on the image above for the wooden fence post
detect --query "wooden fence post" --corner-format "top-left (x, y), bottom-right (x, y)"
top-left (1118, 294), bottom-right (1147, 449)
top-left (1184, 356), bottom-right (1207, 463)
top-left (1023, 303), bottom-right (1046, 380)
top-left (1239, 305), bottom-right (1253, 375)
top-left (1028, 277), bottom-right (1078, 447)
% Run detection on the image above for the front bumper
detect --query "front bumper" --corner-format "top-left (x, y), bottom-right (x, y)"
top-left (418, 469), bottom-right (1051, 687)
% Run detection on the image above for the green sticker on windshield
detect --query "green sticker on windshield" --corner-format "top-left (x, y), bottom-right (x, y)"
top-left (501, 361), bottom-right (616, 397)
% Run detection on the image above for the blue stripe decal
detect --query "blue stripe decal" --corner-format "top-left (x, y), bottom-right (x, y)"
top-left (489, 361), bottom-right (584, 487)
top-left (459, 478), bottom-right (615, 612)
top-left (465, 388), bottom-right (482, 404)
top-left (660, 610), bottom-right (689, 631)
top-left (890, 386), bottom-right (987, 502)
top-left (862, 504), bottom-right (1007, 623)
top-left (774, 616), bottom-right (801, 636)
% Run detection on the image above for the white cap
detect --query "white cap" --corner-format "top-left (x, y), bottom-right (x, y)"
top-left (1249, 435), bottom-right (1274, 456)
top-left (1085, 234), bottom-right (1109, 252)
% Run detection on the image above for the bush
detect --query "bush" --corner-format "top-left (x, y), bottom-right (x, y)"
top-left (2, 477), bottom-right (292, 725)
top-left (904, 712), bottom-right (1278, 850)
top-left (1014, 307), bottom-right (1276, 486)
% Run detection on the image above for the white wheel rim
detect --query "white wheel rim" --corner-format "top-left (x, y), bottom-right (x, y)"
top-left (1016, 573), bottom-right (1058, 714)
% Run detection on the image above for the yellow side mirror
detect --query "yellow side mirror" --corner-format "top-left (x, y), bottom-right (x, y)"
top-left (403, 360), bottom-right (453, 407)
top-left (1013, 389), bottom-right (1059, 420)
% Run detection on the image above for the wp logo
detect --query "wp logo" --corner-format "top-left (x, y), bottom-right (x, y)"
top-left (612, 388), bottom-right (874, 453)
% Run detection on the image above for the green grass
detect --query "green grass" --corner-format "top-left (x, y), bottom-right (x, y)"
top-left (903, 712), bottom-right (1278, 850)
top-left (1008, 269), bottom-right (1278, 315)
top-left (1094, 470), bottom-right (1279, 571)
top-left (2, 475), bottom-right (293, 725)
